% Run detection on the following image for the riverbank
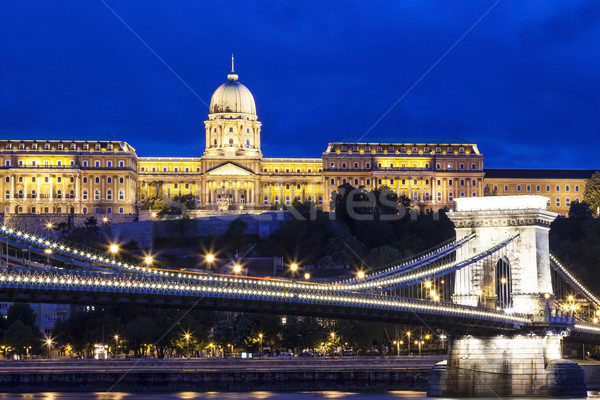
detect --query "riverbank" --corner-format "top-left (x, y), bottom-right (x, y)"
top-left (0, 357), bottom-right (440, 393)
top-left (0, 357), bottom-right (598, 393)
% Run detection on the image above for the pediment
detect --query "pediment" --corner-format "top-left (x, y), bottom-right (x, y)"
top-left (206, 162), bottom-right (254, 176)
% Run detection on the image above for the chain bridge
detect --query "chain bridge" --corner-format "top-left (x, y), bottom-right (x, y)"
top-left (0, 195), bottom-right (597, 397)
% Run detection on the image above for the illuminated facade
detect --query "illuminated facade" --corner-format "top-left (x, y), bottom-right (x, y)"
top-left (0, 67), bottom-right (595, 217)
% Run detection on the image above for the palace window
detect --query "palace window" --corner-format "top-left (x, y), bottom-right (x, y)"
top-left (107, 161), bottom-right (112, 167)
top-left (401, 179), bottom-right (406, 185)
top-left (556, 185), bottom-right (560, 192)
top-left (107, 190), bottom-right (112, 200)
top-left (504, 185), bottom-right (509, 192)
top-left (459, 163), bottom-right (464, 170)
top-left (4, 190), bottom-right (9, 199)
top-left (546, 185), bottom-right (550, 191)
top-left (83, 144), bottom-right (88, 150)
top-left (44, 160), bottom-right (49, 166)
top-left (330, 162), bottom-right (334, 168)
top-left (264, 196), bottom-right (268, 205)
top-left (307, 168), bottom-right (312, 172)
top-left (296, 184), bottom-right (301, 190)
top-left (83, 177), bottom-right (88, 183)
top-left (460, 192), bottom-right (465, 197)
top-left (163, 167), bottom-right (167, 172)
top-left (566, 198), bottom-right (571, 207)
top-left (107, 207), bottom-right (112, 214)
top-left (342, 163), bottom-right (346, 168)
top-left (449, 192), bottom-right (454, 201)
top-left (425, 192), bottom-right (430, 201)
top-left (448, 179), bottom-right (453, 186)
top-left (471, 163), bottom-right (476, 170)
top-left (575, 185), bottom-right (580, 192)
top-left (354, 179), bottom-right (359, 185)
top-left (318, 196), bottom-right (323, 205)
top-left (95, 177), bottom-right (100, 184)
top-left (365, 163), bottom-right (370, 168)
top-left (174, 167), bottom-right (178, 172)
top-left (536, 185), bottom-right (540, 191)
top-left (173, 183), bottom-right (178, 189)
top-left (4, 177), bottom-right (8, 183)
top-left (32, 177), bottom-right (37, 183)
top-left (390, 179), bottom-right (394, 185)
top-left (447, 163), bottom-right (453, 169)
top-left (330, 179), bottom-right (335, 185)
top-left (285, 196), bottom-right (290, 205)
top-left (119, 207), bottom-right (124, 214)
top-left (18, 160), bottom-right (23, 167)
top-left (353, 162), bottom-right (358, 169)
top-left (275, 196), bottom-right (279, 204)
top-left (413, 191), bottom-right (418, 201)
top-left (517, 185), bottom-right (521, 192)
top-left (5, 161), bottom-right (9, 166)
top-left (107, 144), bottom-right (112, 151)
top-left (119, 190), bottom-right (125, 200)
top-left (56, 189), bottom-right (62, 198)
top-left (274, 168), bottom-right (278, 173)
top-left (69, 190), bottom-right (74, 198)
top-left (31, 190), bottom-right (36, 198)
top-left (565, 185), bottom-right (570, 192)
top-left (471, 179), bottom-right (476, 186)
top-left (377, 147), bottom-right (382, 153)
top-left (547, 200), bottom-right (551, 207)
top-left (342, 179), bottom-right (347, 184)
top-left (365, 146), bottom-right (370, 152)
top-left (378, 179), bottom-right (382, 185)
top-left (556, 198), bottom-right (560, 207)
top-left (390, 163), bottom-right (394, 168)
top-left (118, 177), bottom-right (123, 184)
top-left (95, 161), bottom-right (100, 167)
top-left (526, 185), bottom-right (530, 192)
top-left (285, 184), bottom-right (290, 190)
top-left (94, 190), bottom-right (100, 200)
top-left (401, 147), bottom-right (406, 153)
top-left (82, 207), bottom-right (87, 214)
top-left (378, 163), bottom-right (382, 168)
top-left (460, 179), bottom-right (465, 186)
top-left (366, 179), bottom-right (370, 185)
top-left (70, 144), bottom-right (76, 150)
top-left (437, 192), bottom-right (442, 202)
top-left (107, 177), bottom-right (112, 184)
top-left (44, 144), bottom-right (50, 150)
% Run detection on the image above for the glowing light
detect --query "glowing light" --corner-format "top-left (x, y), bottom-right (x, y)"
top-left (144, 256), bottom-right (153, 265)
top-left (109, 244), bottom-right (119, 254)
top-left (206, 254), bottom-right (215, 263)
top-left (501, 277), bottom-right (507, 284)
top-left (357, 271), bottom-right (365, 279)
top-left (425, 281), bottom-right (432, 288)
top-left (304, 273), bottom-right (310, 280)
top-left (568, 295), bottom-right (574, 302)
top-left (233, 264), bottom-right (241, 274)
top-left (544, 293), bottom-right (550, 299)
top-left (44, 249), bottom-right (52, 254)
top-left (290, 263), bottom-right (298, 272)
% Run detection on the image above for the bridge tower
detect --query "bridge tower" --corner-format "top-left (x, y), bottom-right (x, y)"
top-left (428, 196), bottom-right (587, 398)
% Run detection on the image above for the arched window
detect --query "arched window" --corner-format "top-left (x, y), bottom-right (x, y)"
top-left (496, 257), bottom-right (512, 308)
top-left (448, 192), bottom-right (454, 201)
top-left (70, 177), bottom-right (74, 183)
top-left (366, 179), bottom-right (370, 185)
top-left (556, 198), bottom-right (560, 207)
top-left (107, 190), bottom-right (112, 200)
top-left (174, 183), bottom-right (178, 189)
top-left (213, 139), bottom-right (217, 146)
top-left (83, 177), bottom-right (88, 183)
top-left (437, 192), bottom-right (442, 202)
top-left (94, 190), bottom-right (100, 200)
top-left (5, 190), bottom-right (9, 199)
top-left (229, 138), bottom-right (234, 146)
top-left (107, 177), bottom-right (112, 184)
top-left (330, 179), bottom-right (335, 185)
top-left (95, 177), bottom-right (100, 184)
top-left (83, 190), bottom-right (88, 200)
top-left (354, 179), bottom-right (359, 185)
top-left (57, 190), bottom-right (62, 198)
top-left (285, 184), bottom-right (290, 190)
top-left (57, 177), bottom-right (62, 183)
top-left (119, 190), bottom-right (125, 200)
top-left (318, 196), bottom-right (323, 205)
top-left (460, 179), bottom-right (465, 186)
top-left (472, 192), bottom-right (477, 197)
top-left (69, 190), bottom-right (74, 198)
top-left (119, 177), bottom-right (124, 184)
top-left (246, 139), bottom-right (250, 148)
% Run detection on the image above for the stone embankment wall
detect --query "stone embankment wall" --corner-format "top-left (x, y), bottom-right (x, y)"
top-left (0, 357), bottom-right (438, 392)
top-left (1, 213), bottom-right (136, 233)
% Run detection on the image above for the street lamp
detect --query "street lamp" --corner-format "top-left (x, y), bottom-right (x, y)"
top-left (114, 335), bottom-right (119, 358)
top-left (357, 271), bottom-right (365, 279)
top-left (46, 222), bottom-right (53, 231)
top-left (259, 333), bottom-right (263, 357)
top-left (184, 333), bottom-right (191, 358)
top-left (45, 337), bottom-right (53, 359)
top-left (145, 255), bottom-right (153, 265)
top-left (102, 217), bottom-right (109, 225)
top-left (206, 254), bottom-right (215, 274)
top-left (233, 264), bottom-right (241, 274)
top-left (304, 272), bottom-right (310, 280)
top-left (406, 331), bottom-right (411, 356)
top-left (290, 263), bottom-right (298, 272)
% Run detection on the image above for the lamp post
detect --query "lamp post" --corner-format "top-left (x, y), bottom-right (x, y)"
top-left (114, 335), bottom-right (119, 358)
top-left (406, 331), bottom-right (411, 356)
top-left (206, 254), bottom-right (214, 274)
top-left (259, 333), bottom-right (263, 357)
top-left (330, 332), bottom-right (335, 355)
top-left (184, 333), bottom-right (190, 358)
top-left (109, 244), bottom-right (119, 258)
top-left (46, 338), bottom-right (53, 359)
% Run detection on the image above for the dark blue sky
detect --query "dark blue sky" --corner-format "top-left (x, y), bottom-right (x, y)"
top-left (1, 1), bottom-right (599, 168)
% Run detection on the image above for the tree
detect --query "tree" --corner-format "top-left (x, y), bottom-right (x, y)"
top-left (211, 319), bottom-right (236, 351)
top-left (4, 320), bottom-right (36, 356)
top-left (584, 171), bottom-right (600, 215)
top-left (225, 218), bottom-right (248, 255)
top-left (7, 303), bottom-right (37, 331)
top-left (568, 201), bottom-right (593, 220)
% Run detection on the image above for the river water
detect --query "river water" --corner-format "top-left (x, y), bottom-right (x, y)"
top-left (0, 392), bottom-right (598, 400)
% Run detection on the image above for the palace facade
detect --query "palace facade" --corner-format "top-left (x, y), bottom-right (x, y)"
top-left (0, 68), bottom-right (595, 217)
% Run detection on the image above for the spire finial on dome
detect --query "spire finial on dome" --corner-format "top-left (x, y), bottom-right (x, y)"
top-left (227, 54), bottom-right (238, 81)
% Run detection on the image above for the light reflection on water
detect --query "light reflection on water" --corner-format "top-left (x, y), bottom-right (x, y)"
top-left (0, 393), bottom-right (597, 400)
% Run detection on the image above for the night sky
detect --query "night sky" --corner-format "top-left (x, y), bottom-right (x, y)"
top-left (1, 1), bottom-right (599, 169)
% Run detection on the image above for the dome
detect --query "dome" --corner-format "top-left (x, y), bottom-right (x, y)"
top-left (209, 72), bottom-right (256, 115)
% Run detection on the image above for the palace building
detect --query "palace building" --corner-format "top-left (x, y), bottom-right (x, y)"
top-left (0, 67), bottom-right (595, 217)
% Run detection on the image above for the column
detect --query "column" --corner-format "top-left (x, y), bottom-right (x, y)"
top-left (11, 176), bottom-right (14, 200)
top-left (312, 182), bottom-right (316, 203)
top-left (234, 181), bottom-right (238, 204)
top-left (62, 175), bottom-right (66, 201)
top-left (291, 183), bottom-right (295, 203)
top-left (408, 177), bottom-right (412, 202)
top-left (24, 177), bottom-right (28, 201)
top-left (49, 175), bottom-right (53, 201)
top-left (279, 183), bottom-right (283, 204)
top-left (75, 175), bottom-right (80, 200)
top-left (302, 183), bottom-right (305, 202)
top-left (145, 182), bottom-right (149, 199)
top-left (432, 177), bottom-right (436, 205)
top-left (269, 183), bottom-right (273, 205)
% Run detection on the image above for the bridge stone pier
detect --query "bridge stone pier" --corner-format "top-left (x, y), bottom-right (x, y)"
top-left (428, 196), bottom-right (587, 398)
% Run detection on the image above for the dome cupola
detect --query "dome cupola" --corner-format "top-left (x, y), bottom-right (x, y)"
top-left (209, 58), bottom-right (256, 116)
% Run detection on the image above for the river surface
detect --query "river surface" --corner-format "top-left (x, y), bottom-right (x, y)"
top-left (0, 392), bottom-right (598, 400)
